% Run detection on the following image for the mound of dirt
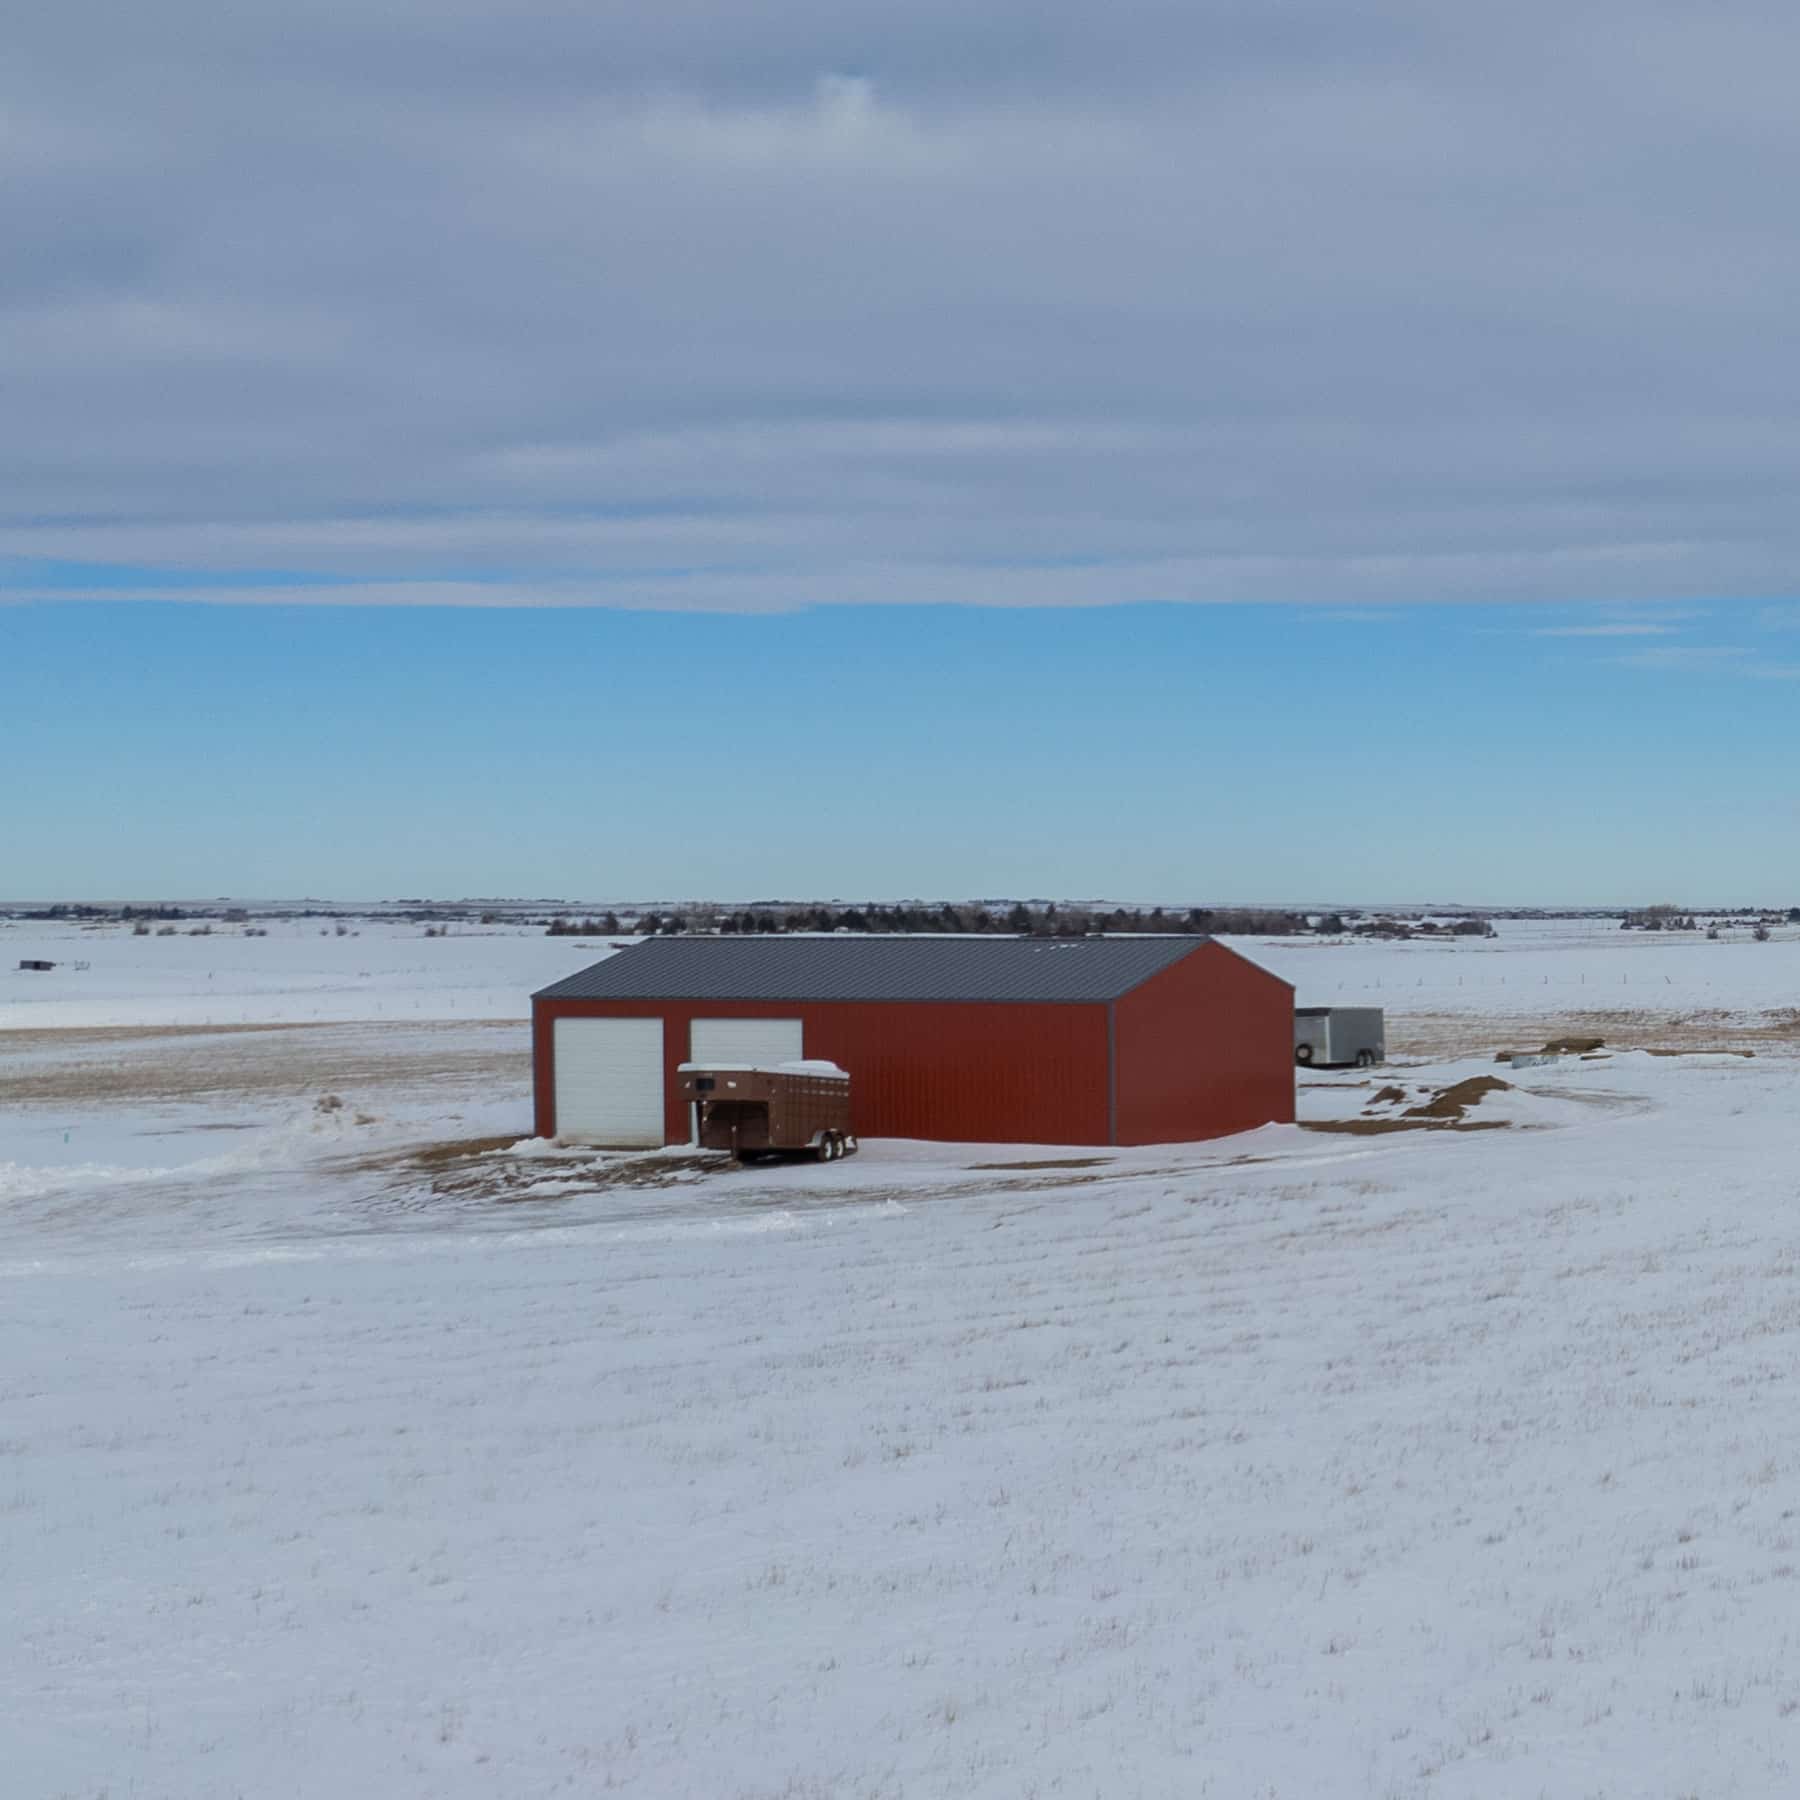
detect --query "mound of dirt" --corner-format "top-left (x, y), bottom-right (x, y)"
top-left (1404, 1076), bottom-right (1512, 1122)
top-left (1304, 1117), bottom-right (1510, 1137)
top-left (1305, 1074), bottom-right (1518, 1136)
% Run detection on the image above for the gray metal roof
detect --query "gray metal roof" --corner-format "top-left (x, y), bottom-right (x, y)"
top-left (533, 934), bottom-right (1221, 1005)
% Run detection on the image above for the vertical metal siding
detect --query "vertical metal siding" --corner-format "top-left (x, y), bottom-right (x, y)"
top-left (534, 996), bottom-right (1111, 1146)
top-left (1105, 1001), bottom-right (1118, 1146)
top-left (1111, 942), bottom-right (1295, 1144)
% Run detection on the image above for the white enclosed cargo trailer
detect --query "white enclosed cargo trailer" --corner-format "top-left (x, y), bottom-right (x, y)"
top-left (1294, 1006), bottom-right (1385, 1068)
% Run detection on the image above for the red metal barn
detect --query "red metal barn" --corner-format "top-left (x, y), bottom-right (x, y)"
top-left (531, 936), bottom-right (1293, 1149)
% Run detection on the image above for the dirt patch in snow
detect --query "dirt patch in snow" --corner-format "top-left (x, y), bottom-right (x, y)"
top-left (967, 1157), bottom-right (1114, 1171)
top-left (1405, 1076), bottom-right (1512, 1121)
top-left (1305, 1073), bottom-right (1518, 1136)
top-left (403, 1134), bottom-right (525, 1170)
top-left (341, 1137), bottom-right (732, 1204)
top-left (1303, 1117), bottom-right (1511, 1137)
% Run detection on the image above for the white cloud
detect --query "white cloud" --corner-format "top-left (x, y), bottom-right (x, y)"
top-left (11, 3), bottom-right (1800, 608)
top-left (631, 74), bottom-right (942, 171)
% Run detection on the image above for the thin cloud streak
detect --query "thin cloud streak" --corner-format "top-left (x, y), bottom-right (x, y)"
top-left (1617, 646), bottom-right (1751, 670)
top-left (1614, 643), bottom-right (1800, 678)
top-left (1533, 623), bottom-right (1681, 638)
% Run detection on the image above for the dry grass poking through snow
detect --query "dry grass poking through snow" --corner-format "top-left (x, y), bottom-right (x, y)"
top-left (1394, 1005), bottom-right (1800, 1061)
top-left (0, 1018), bottom-right (525, 1107)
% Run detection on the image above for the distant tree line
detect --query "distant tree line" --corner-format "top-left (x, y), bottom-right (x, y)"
top-left (1621, 905), bottom-right (1699, 931)
top-left (1624, 905), bottom-right (1800, 932)
top-left (1341, 915), bottom-right (1495, 940)
top-left (540, 903), bottom-right (1501, 939)
top-left (19, 903), bottom-right (186, 921)
top-left (546, 914), bottom-right (625, 937)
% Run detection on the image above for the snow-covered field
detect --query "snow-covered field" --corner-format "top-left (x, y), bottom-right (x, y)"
top-left (6, 916), bottom-right (1800, 1797)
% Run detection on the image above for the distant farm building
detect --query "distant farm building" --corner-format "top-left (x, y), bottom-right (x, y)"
top-left (532, 935), bottom-right (1294, 1149)
top-left (18, 959), bottom-right (56, 973)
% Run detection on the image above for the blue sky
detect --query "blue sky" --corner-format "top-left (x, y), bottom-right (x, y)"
top-left (7, 597), bottom-right (1796, 904)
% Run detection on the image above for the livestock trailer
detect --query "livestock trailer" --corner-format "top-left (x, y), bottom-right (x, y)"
top-left (677, 1060), bottom-right (856, 1161)
top-left (1294, 1006), bottom-right (1385, 1068)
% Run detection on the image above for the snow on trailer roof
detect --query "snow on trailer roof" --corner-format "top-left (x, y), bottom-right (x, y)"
top-left (535, 934), bottom-right (1235, 1005)
top-left (678, 1060), bottom-right (849, 1079)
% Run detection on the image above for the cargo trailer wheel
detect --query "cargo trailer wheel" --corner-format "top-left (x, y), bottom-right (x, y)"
top-left (815, 1134), bottom-right (836, 1163)
top-left (1294, 1044), bottom-right (1314, 1065)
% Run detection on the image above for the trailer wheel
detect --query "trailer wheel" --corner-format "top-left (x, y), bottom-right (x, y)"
top-left (1355, 1049), bottom-right (1375, 1069)
top-left (1294, 1043), bottom-right (1314, 1065)
top-left (815, 1134), bottom-right (835, 1163)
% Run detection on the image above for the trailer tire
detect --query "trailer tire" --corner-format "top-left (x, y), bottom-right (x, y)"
top-left (815, 1134), bottom-right (836, 1163)
top-left (1355, 1049), bottom-right (1375, 1069)
top-left (1294, 1043), bottom-right (1314, 1065)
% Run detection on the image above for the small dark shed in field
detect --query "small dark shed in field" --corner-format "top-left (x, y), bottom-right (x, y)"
top-left (18, 959), bottom-right (56, 973)
top-left (532, 935), bottom-right (1294, 1149)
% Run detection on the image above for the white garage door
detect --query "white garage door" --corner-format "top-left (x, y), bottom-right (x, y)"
top-left (689, 1017), bottom-right (804, 1069)
top-left (553, 1017), bottom-right (665, 1146)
